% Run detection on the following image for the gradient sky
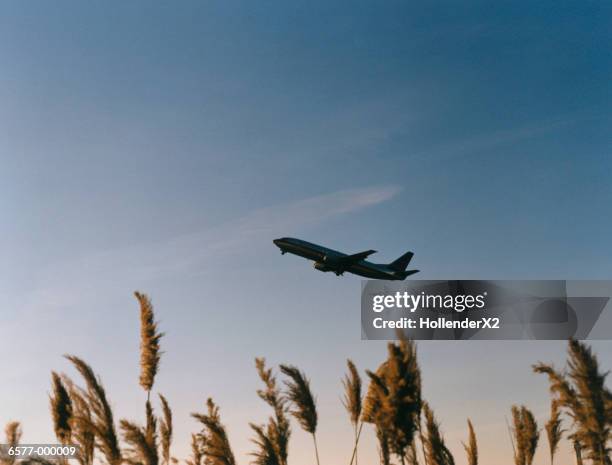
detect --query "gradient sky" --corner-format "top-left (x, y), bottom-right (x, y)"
top-left (1, 2), bottom-right (611, 465)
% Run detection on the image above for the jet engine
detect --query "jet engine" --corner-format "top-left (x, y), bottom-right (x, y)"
top-left (313, 261), bottom-right (332, 272)
top-left (322, 254), bottom-right (343, 266)
top-left (316, 255), bottom-right (346, 275)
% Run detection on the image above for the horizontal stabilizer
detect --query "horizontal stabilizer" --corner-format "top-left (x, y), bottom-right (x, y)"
top-left (395, 269), bottom-right (419, 280)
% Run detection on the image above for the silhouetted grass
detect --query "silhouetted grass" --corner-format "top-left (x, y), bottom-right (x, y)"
top-left (3, 291), bottom-right (610, 465)
top-left (544, 400), bottom-right (563, 465)
top-left (534, 339), bottom-right (611, 465)
top-left (462, 419), bottom-right (477, 465)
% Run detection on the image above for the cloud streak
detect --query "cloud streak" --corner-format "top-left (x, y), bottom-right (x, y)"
top-left (16, 185), bottom-right (401, 315)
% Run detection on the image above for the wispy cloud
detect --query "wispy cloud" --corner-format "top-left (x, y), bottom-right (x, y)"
top-left (232, 184), bottom-right (402, 236)
top-left (15, 185), bottom-right (401, 315)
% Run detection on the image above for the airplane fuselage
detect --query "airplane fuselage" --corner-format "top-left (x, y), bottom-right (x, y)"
top-left (273, 237), bottom-right (412, 280)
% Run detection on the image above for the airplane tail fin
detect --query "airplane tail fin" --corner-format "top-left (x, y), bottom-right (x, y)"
top-left (389, 251), bottom-right (414, 272)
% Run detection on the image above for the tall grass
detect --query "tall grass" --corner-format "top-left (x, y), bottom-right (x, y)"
top-left (544, 400), bottom-right (563, 465)
top-left (250, 358), bottom-right (289, 465)
top-left (191, 399), bottom-right (236, 465)
top-left (60, 376), bottom-right (95, 465)
top-left (342, 360), bottom-right (362, 465)
top-left (534, 339), bottom-right (611, 465)
top-left (49, 372), bottom-right (72, 445)
top-left (135, 291), bottom-right (164, 399)
top-left (2, 422), bottom-right (22, 465)
top-left (185, 434), bottom-right (203, 465)
top-left (362, 367), bottom-right (391, 465)
top-left (279, 364), bottom-right (320, 465)
top-left (63, 355), bottom-right (122, 465)
top-left (363, 339), bottom-right (422, 465)
top-left (422, 402), bottom-right (455, 465)
top-left (462, 419), bottom-right (477, 465)
top-left (159, 394), bottom-right (173, 465)
top-left (3, 292), bottom-right (609, 465)
top-left (119, 404), bottom-right (158, 465)
top-left (573, 438), bottom-right (584, 465)
top-left (510, 405), bottom-right (539, 465)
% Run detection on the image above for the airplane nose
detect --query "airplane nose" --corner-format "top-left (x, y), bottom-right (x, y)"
top-left (273, 238), bottom-right (282, 246)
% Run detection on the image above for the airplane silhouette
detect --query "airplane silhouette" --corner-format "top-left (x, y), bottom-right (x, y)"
top-left (273, 237), bottom-right (418, 280)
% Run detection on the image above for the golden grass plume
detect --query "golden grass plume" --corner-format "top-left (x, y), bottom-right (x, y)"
top-left (279, 364), bottom-right (319, 465)
top-left (50, 372), bottom-right (73, 444)
top-left (250, 423), bottom-right (282, 465)
top-left (462, 419), bottom-right (477, 465)
top-left (185, 433), bottom-right (204, 465)
top-left (511, 405), bottom-right (539, 465)
top-left (159, 394), bottom-right (173, 465)
top-left (2, 422), bottom-right (22, 465)
top-left (61, 376), bottom-right (95, 465)
top-left (64, 355), bottom-right (122, 465)
top-left (533, 339), bottom-right (610, 465)
top-left (191, 398), bottom-right (236, 465)
top-left (423, 402), bottom-right (455, 465)
top-left (135, 291), bottom-right (164, 394)
top-left (4, 422), bottom-right (21, 447)
top-left (120, 411), bottom-right (158, 465)
top-left (252, 358), bottom-right (289, 465)
top-left (544, 400), bottom-right (564, 465)
top-left (363, 339), bottom-right (422, 462)
top-left (342, 359), bottom-right (362, 428)
top-left (279, 364), bottom-right (318, 434)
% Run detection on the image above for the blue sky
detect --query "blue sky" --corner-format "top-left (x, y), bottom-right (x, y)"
top-left (0, 2), bottom-right (610, 465)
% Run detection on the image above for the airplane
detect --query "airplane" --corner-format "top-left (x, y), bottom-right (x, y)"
top-left (273, 237), bottom-right (419, 280)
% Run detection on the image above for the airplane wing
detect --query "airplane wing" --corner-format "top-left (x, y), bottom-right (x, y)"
top-left (340, 249), bottom-right (377, 263)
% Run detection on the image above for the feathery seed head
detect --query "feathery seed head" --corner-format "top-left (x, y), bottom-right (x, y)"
top-left (279, 364), bottom-right (318, 435)
top-left (342, 360), bottom-right (362, 427)
top-left (50, 372), bottom-right (73, 444)
top-left (191, 398), bottom-right (236, 465)
top-left (135, 291), bottom-right (164, 393)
